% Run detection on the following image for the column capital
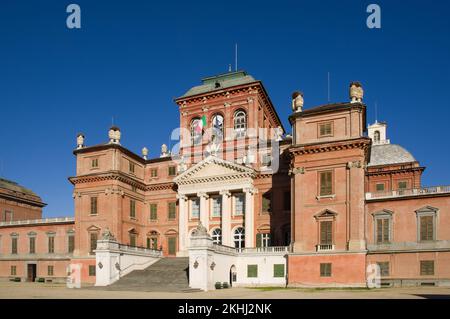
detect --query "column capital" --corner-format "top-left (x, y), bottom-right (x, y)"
top-left (197, 192), bottom-right (209, 199)
top-left (219, 190), bottom-right (231, 197)
top-left (176, 194), bottom-right (188, 201)
top-left (243, 187), bottom-right (258, 195)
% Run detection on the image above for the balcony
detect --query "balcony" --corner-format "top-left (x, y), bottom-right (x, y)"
top-left (316, 244), bottom-right (335, 252)
top-left (366, 186), bottom-right (450, 200)
top-left (0, 217), bottom-right (75, 227)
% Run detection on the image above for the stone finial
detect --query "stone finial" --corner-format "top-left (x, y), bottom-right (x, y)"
top-left (274, 126), bottom-right (284, 141)
top-left (191, 221), bottom-right (209, 237)
top-left (292, 91), bottom-right (304, 112)
top-left (76, 133), bottom-right (85, 149)
top-left (350, 81), bottom-right (364, 103)
top-left (160, 144), bottom-right (169, 158)
top-left (142, 147), bottom-right (148, 160)
top-left (101, 228), bottom-right (116, 241)
top-left (108, 126), bottom-right (121, 144)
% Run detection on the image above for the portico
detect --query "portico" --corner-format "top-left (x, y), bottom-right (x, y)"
top-left (174, 156), bottom-right (257, 256)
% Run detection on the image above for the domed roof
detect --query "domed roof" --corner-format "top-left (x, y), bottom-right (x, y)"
top-left (368, 144), bottom-right (416, 167)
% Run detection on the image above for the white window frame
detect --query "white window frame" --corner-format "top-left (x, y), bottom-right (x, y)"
top-left (234, 227), bottom-right (245, 249)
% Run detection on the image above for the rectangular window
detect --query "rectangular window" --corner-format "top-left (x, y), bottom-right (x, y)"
top-left (262, 194), bottom-right (271, 214)
top-left (235, 194), bottom-right (245, 216)
top-left (90, 232), bottom-right (98, 254)
top-left (420, 216), bottom-right (434, 241)
top-left (420, 260), bottom-right (435, 276)
top-left (320, 263), bottom-right (332, 277)
top-left (376, 183), bottom-right (385, 192)
top-left (5, 210), bottom-right (14, 222)
top-left (11, 237), bottom-right (18, 254)
top-left (89, 265), bottom-right (96, 276)
top-left (48, 265), bottom-right (54, 276)
top-left (283, 191), bottom-right (291, 211)
top-left (130, 199), bottom-right (136, 218)
top-left (48, 236), bottom-right (55, 254)
top-left (398, 181), bottom-right (407, 190)
top-left (191, 198), bottom-right (200, 218)
top-left (168, 202), bottom-right (176, 220)
top-left (91, 158), bottom-right (99, 168)
top-left (262, 154), bottom-right (272, 166)
top-left (320, 221), bottom-right (333, 245)
top-left (319, 171), bottom-right (333, 196)
top-left (377, 262), bottom-right (390, 277)
top-left (68, 235), bottom-right (75, 253)
top-left (150, 168), bottom-right (158, 177)
top-left (168, 166), bottom-right (177, 176)
top-left (319, 122), bottom-right (333, 137)
top-left (29, 237), bottom-right (36, 254)
top-left (11, 265), bottom-right (17, 276)
top-left (376, 218), bottom-right (390, 244)
top-left (150, 204), bottom-right (158, 221)
top-left (256, 233), bottom-right (271, 248)
top-left (273, 264), bottom-right (285, 278)
top-left (212, 197), bottom-right (222, 217)
top-left (247, 265), bottom-right (258, 278)
top-left (90, 197), bottom-right (98, 215)
top-left (129, 234), bottom-right (136, 247)
top-left (129, 161), bottom-right (135, 173)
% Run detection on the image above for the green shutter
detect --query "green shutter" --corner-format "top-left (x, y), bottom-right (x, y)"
top-left (256, 233), bottom-right (262, 248)
top-left (247, 265), bottom-right (258, 278)
top-left (320, 221), bottom-right (332, 245)
top-left (168, 202), bottom-right (176, 220)
top-left (273, 264), bottom-right (285, 277)
top-left (168, 237), bottom-right (176, 255)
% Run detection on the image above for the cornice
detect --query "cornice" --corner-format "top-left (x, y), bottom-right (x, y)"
top-left (289, 137), bottom-right (371, 156)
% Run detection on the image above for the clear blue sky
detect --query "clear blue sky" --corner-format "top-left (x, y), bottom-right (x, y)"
top-left (1, 0), bottom-right (449, 217)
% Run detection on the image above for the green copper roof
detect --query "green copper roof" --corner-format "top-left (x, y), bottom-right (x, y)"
top-left (181, 70), bottom-right (257, 98)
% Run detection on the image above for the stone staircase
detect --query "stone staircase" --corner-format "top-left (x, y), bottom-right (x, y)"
top-left (102, 257), bottom-right (198, 292)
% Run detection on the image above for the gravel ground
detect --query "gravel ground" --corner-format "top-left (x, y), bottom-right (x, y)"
top-left (1, 282), bottom-right (450, 299)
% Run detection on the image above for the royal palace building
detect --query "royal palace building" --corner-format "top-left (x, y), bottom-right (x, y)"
top-left (1, 70), bottom-right (449, 288)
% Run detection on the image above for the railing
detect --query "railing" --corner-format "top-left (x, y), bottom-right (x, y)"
top-left (118, 244), bottom-right (163, 257)
top-left (366, 186), bottom-right (450, 200)
top-left (212, 244), bottom-right (290, 255)
top-left (236, 246), bottom-right (290, 254)
top-left (0, 217), bottom-right (74, 227)
top-left (316, 244), bottom-right (334, 252)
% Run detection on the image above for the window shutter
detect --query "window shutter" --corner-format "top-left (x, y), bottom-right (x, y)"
top-left (320, 221), bottom-right (332, 245)
top-left (320, 172), bottom-right (332, 196)
top-left (273, 264), bottom-right (285, 277)
top-left (256, 233), bottom-right (262, 248)
top-left (383, 219), bottom-right (390, 242)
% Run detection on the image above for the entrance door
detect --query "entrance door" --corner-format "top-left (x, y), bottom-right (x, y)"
top-left (27, 264), bottom-right (37, 282)
top-left (168, 237), bottom-right (177, 256)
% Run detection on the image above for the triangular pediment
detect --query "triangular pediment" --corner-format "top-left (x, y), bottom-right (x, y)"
top-left (174, 156), bottom-right (255, 185)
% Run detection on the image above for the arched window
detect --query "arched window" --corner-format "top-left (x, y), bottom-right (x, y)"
top-left (234, 110), bottom-right (247, 138)
top-left (211, 228), bottom-right (222, 245)
top-left (211, 114), bottom-right (224, 141)
top-left (190, 117), bottom-right (202, 145)
top-left (374, 130), bottom-right (380, 142)
top-left (234, 227), bottom-right (245, 249)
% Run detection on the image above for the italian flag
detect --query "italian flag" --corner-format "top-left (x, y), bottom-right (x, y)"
top-left (195, 115), bottom-right (207, 133)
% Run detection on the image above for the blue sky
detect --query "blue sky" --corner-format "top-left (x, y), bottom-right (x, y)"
top-left (0, 0), bottom-right (449, 217)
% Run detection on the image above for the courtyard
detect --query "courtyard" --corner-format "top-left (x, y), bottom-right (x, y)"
top-left (0, 282), bottom-right (449, 299)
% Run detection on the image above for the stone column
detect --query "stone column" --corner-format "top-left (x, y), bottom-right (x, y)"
top-left (244, 187), bottom-right (256, 248)
top-left (198, 192), bottom-right (210, 232)
top-left (177, 194), bottom-right (188, 256)
top-left (220, 190), bottom-right (232, 246)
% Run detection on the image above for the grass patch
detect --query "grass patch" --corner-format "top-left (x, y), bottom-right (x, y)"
top-left (249, 286), bottom-right (372, 292)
